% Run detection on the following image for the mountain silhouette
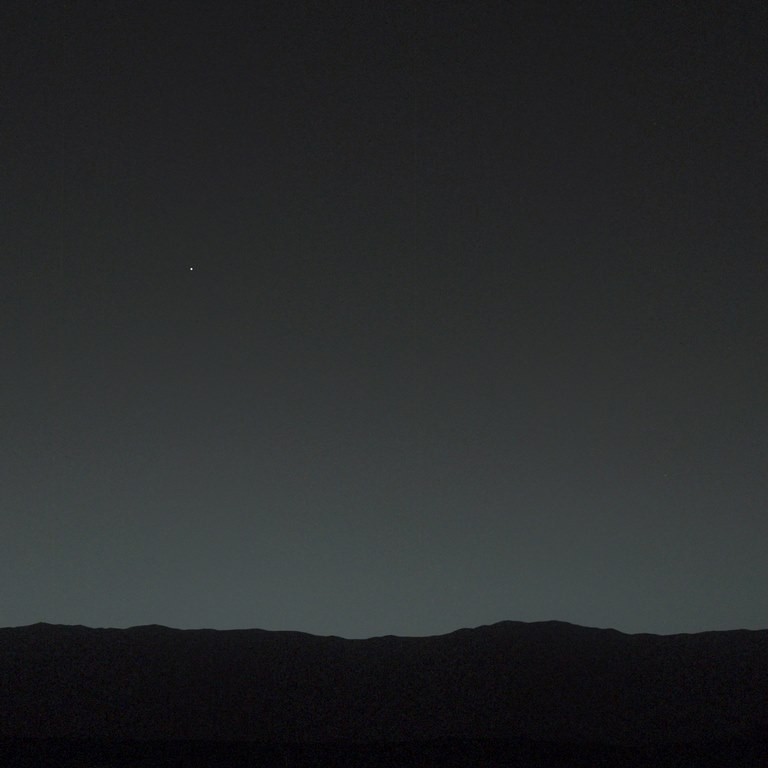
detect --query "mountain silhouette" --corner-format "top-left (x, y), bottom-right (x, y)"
top-left (1, 620), bottom-right (766, 766)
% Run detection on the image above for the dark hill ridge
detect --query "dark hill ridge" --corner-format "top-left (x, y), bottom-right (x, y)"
top-left (1, 620), bottom-right (766, 747)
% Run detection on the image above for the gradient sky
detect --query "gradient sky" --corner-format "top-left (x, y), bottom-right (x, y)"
top-left (2, 1), bottom-right (767, 638)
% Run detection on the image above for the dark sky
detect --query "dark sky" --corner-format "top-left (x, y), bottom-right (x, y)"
top-left (2, 0), bottom-right (767, 638)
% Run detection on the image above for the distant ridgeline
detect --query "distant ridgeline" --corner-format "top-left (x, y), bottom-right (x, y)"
top-left (1, 621), bottom-right (766, 748)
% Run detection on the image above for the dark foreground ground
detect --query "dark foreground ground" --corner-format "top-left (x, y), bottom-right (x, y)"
top-left (3, 623), bottom-right (767, 765)
top-left (2, 737), bottom-right (767, 768)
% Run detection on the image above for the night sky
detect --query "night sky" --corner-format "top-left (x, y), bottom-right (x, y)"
top-left (2, 1), bottom-right (767, 638)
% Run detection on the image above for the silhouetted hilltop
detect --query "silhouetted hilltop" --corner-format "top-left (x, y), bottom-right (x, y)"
top-left (1, 620), bottom-right (766, 748)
